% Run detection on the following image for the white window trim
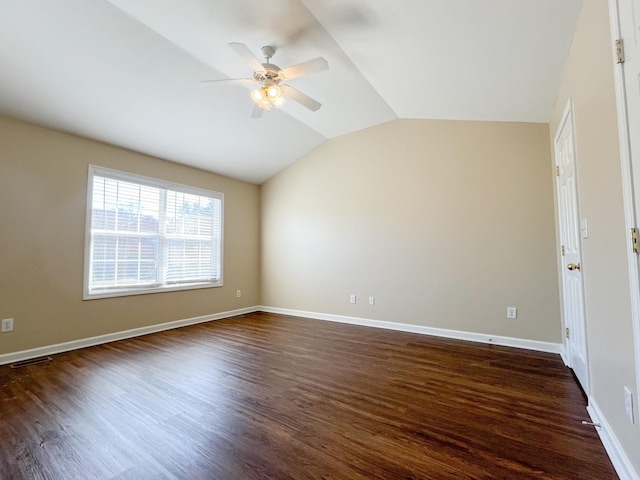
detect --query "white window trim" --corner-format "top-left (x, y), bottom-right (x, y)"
top-left (83, 165), bottom-right (224, 300)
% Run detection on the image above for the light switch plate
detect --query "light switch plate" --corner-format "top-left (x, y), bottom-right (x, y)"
top-left (581, 218), bottom-right (589, 238)
top-left (624, 386), bottom-right (635, 423)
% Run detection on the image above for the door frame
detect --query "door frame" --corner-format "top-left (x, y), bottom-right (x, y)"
top-left (554, 98), bottom-right (590, 394)
top-left (608, 0), bottom-right (640, 412)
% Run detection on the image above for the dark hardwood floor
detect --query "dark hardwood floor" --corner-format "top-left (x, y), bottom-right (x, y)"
top-left (0, 312), bottom-right (617, 479)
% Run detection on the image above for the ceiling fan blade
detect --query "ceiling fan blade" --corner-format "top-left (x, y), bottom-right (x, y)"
top-left (199, 78), bottom-right (256, 85)
top-left (280, 57), bottom-right (329, 80)
top-left (229, 42), bottom-right (265, 73)
top-left (251, 104), bottom-right (264, 119)
top-left (282, 85), bottom-right (322, 111)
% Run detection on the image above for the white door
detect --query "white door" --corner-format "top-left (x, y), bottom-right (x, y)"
top-left (555, 101), bottom-right (590, 395)
top-left (610, 0), bottom-right (640, 407)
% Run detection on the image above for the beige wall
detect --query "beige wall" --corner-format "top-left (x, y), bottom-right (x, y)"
top-left (0, 116), bottom-right (260, 355)
top-left (550, 0), bottom-right (640, 471)
top-left (261, 118), bottom-right (561, 342)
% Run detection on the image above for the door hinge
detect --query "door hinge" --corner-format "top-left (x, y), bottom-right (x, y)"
top-left (566, 327), bottom-right (570, 339)
top-left (561, 245), bottom-right (565, 256)
top-left (631, 227), bottom-right (640, 253)
top-left (556, 166), bottom-right (560, 176)
top-left (616, 39), bottom-right (625, 64)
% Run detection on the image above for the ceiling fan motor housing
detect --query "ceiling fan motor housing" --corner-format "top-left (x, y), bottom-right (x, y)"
top-left (254, 64), bottom-right (283, 85)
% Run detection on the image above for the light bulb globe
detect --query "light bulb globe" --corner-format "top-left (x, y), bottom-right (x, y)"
top-left (267, 85), bottom-right (280, 98)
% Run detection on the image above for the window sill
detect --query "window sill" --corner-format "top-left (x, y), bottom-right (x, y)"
top-left (83, 281), bottom-right (223, 300)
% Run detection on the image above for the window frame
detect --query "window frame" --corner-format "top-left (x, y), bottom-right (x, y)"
top-left (83, 165), bottom-right (224, 300)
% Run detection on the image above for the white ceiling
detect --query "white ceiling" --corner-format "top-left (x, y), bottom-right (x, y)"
top-left (0, 0), bottom-right (582, 184)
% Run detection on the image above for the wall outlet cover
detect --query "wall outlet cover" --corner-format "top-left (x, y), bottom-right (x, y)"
top-left (1, 318), bottom-right (14, 333)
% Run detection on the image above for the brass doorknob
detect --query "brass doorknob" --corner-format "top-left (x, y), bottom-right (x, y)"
top-left (567, 263), bottom-right (581, 271)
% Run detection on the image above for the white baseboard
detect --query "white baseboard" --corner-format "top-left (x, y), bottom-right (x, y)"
top-left (259, 306), bottom-right (562, 354)
top-left (1, 305), bottom-right (562, 366)
top-left (587, 399), bottom-right (640, 480)
top-left (0, 305), bottom-right (562, 365)
top-left (0, 306), bottom-right (259, 366)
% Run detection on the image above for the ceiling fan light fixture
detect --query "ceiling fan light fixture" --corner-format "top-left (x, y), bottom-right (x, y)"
top-left (273, 95), bottom-right (286, 108)
top-left (251, 87), bottom-right (266, 102)
top-left (252, 90), bottom-right (271, 111)
top-left (251, 84), bottom-right (285, 111)
top-left (267, 84), bottom-right (280, 98)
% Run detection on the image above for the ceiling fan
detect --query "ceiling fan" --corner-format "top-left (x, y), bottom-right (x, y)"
top-left (200, 42), bottom-right (329, 118)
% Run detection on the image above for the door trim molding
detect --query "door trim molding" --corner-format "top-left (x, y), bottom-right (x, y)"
top-left (608, 0), bottom-right (640, 414)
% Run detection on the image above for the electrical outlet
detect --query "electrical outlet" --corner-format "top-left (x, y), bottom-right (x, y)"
top-left (349, 294), bottom-right (356, 304)
top-left (624, 386), bottom-right (635, 423)
top-left (369, 296), bottom-right (375, 306)
top-left (507, 307), bottom-right (517, 319)
top-left (236, 290), bottom-right (241, 298)
top-left (1, 318), bottom-right (14, 333)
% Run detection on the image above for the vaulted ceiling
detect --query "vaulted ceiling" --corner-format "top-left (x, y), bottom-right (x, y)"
top-left (0, 0), bottom-right (582, 184)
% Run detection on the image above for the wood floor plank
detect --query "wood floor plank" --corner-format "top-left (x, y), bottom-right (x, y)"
top-left (0, 312), bottom-right (618, 479)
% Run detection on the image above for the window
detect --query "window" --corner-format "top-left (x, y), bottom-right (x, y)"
top-left (84, 165), bottom-right (223, 299)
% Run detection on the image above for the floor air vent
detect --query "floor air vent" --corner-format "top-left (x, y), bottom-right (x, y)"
top-left (10, 357), bottom-right (52, 368)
